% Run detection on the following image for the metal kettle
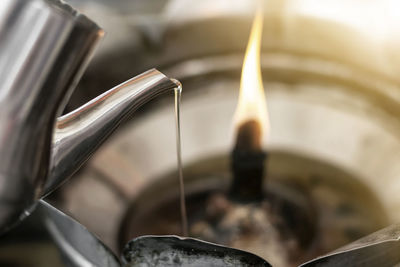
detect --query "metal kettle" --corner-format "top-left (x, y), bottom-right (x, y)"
top-left (0, 0), bottom-right (177, 232)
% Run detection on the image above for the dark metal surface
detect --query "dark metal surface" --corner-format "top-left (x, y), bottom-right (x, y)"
top-left (39, 199), bottom-right (400, 266)
top-left (300, 223), bottom-right (400, 267)
top-left (122, 235), bottom-right (271, 267)
top-left (39, 200), bottom-right (121, 267)
top-left (0, 200), bottom-right (63, 267)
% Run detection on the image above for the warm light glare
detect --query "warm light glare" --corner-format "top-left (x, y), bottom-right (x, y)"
top-left (233, 7), bottom-right (269, 138)
top-left (293, 0), bottom-right (400, 41)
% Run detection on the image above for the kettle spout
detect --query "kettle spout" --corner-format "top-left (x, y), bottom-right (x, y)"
top-left (44, 69), bottom-right (178, 195)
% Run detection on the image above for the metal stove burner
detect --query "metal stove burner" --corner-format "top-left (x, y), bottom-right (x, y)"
top-left (118, 151), bottom-right (387, 266)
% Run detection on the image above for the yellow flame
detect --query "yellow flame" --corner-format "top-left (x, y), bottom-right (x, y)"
top-left (233, 8), bottom-right (268, 139)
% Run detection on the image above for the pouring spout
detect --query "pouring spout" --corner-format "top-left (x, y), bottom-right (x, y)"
top-left (44, 69), bottom-right (178, 196)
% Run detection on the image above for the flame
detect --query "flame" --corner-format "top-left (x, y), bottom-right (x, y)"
top-left (233, 7), bottom-right (268, 140)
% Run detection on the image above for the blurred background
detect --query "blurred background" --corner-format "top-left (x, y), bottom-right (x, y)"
top-left (2, 0), bottom-right (400, 266)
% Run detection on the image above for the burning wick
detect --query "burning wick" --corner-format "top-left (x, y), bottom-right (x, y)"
top-left (230, 120), bottom-right (266, 201)
top-left (230, 6), bottom-right (268, 201)
top-left (172, 78), bottom-right (188, 236)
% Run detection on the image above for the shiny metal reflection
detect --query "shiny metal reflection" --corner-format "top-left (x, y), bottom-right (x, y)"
top-left (0, 0), bottom-right (178, 233)
top-left (46, 68), bottom-right (178, 195)
top-left (0, 0), bottom-right (103, 232)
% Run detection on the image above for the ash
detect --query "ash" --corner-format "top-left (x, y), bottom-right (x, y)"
top-left (190, 193), bottom-right (300, 267)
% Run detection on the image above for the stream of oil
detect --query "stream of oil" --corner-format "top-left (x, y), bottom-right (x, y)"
top-left (172, 79), bottom-right (188, 236)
